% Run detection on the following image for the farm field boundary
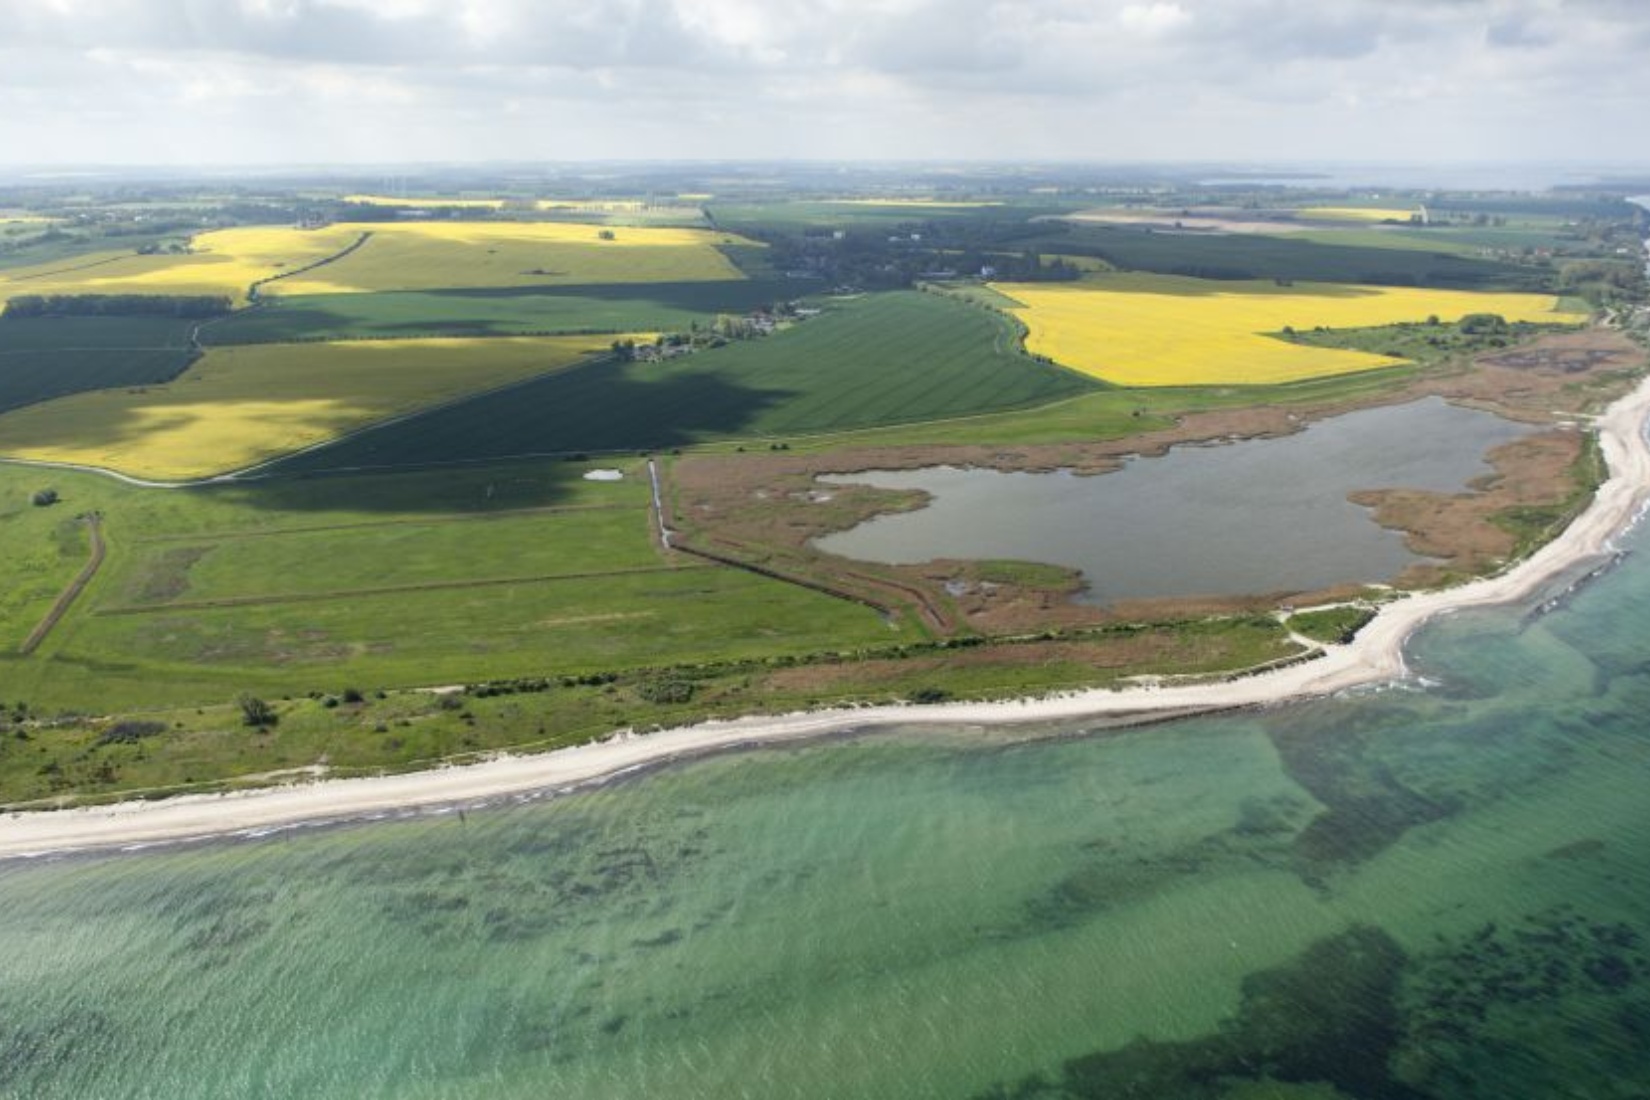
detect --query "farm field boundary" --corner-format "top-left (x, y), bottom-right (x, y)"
top-left (246, 230), bottom-right (372, 301)
top-left (131, 502), bottom-right (638, 544)
top-left (94, 563), bottom-right (715, 616)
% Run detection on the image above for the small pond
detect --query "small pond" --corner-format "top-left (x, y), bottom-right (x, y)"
top-left (814, 397), bottom-right (1536, 603)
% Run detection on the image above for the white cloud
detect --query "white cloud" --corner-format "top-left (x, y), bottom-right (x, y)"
top-left (1119, 2), bottom-right (1191, 37)
top-left (0, 0), bottom-right (1645, 165)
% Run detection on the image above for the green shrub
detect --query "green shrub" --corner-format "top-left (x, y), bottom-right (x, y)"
top-left (636, 679), bottom-right (696, 705)
top-left (237, 693), bottom-right (278, 728)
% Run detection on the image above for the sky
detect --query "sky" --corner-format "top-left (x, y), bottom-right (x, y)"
top-left (1, 0), bottom-right (1648, 167)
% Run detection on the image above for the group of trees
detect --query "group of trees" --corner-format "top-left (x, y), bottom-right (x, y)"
top-left (1557, 259), bottom-right (1647, 306)
top-left (1457, 312), bottom-right (1511, 335)
top-left (765, 221), bottom-right (1086, 290)
top-left (611, 303), bottom-right (806, 361)
top-left (1, 293), bottom-right (232, 319)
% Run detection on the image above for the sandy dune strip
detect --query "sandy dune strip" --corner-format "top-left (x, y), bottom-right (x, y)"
top-left (4, 376), bottom-right (1649, 859)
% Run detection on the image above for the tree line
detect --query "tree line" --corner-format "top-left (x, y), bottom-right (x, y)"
top-left (1, 294), bottom-right (234, 319)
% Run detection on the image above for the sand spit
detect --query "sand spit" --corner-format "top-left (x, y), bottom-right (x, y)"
top-left (5, 375), bottom-right (1649, 859)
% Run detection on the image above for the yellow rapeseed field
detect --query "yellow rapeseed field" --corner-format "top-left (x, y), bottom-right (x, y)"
top-left (991, 274), bottom-right (1584, 387)
top-left (0, 220), bottom-right (754, 306)
top-left (0, 335), bottom-right (630, 479)
top-left (269, 221), bottom-right (757, 295)
top-left (1295, 206), bottom-right (1420, 223)
top-left (0, 225), bottom-right (364, 306)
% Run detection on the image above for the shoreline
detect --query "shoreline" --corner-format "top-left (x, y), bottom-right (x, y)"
top-left (4, 374), bottom-right (1649, 860)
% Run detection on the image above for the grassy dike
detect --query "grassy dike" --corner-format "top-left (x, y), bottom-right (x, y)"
top-left (0, 615), bottom-right (1306, 807)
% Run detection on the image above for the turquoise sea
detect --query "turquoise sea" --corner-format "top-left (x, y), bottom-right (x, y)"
top-left (4, 527), bottom-right (1650, 1098)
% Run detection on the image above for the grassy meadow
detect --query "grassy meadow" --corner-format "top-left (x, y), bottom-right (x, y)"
top-left (992, 274), bottom-right (1584, 385)
top-left (0, 479), bottom-right (96, 662)
top-left (0, 458), bottom-right (901, 717)
top-left (0, 334), bottom-right (627, 478)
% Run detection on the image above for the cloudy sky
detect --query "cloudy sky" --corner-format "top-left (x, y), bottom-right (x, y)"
top-left (1, 0), bottom-right (1647, 166)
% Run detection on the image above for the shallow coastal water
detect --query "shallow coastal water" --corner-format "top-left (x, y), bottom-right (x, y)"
top-left (815, 397), bottom-right (1534, 602)
top-left (4, 532), bottom-right (1650, 1096)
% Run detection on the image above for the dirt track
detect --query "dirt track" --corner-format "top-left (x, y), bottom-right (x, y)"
top-left (19, 512), bottom-right (105, 656)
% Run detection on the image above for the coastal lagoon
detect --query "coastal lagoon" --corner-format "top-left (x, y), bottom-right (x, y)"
top-left (816, 398), bottom-right (1535, 602)
top-left (4, 519), bottom-right (1650, 1096)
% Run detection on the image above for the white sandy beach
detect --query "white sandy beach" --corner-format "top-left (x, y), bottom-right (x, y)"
top-left (5, 374), bottom-right (1650, 859)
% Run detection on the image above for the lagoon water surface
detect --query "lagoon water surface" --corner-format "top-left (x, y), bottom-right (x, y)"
top-left (5, 528), bottom-right (1650, 1097)
top-left (816, 397), bottom-right (1535, 602)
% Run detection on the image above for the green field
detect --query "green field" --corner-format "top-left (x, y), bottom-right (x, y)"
top-left (0, 480), bottom-right (95, 659)
top-left (0, 315), bottom-right (199, 353)
top-left (0, 315), bottom-right (200, 413)
top-left (1294, 225), bottom-right (1599, 256)
top-left (1279, 317), bottom-right (1582, 366)
top-left (1288, 228), bottom-right (1486, 255)
top-left (1018, 224), bottom-right (1554, 290)
top-left (709, 200), bottom-right (1078, 231)
top-left (0, 458), bottom-right (900, 713)
top-left (204, 279), bottom-right (819, 344)
top-left (108, 508), bottom-right (665, 608)
top-left (778, 363), bottom-right (1425, 451)
top-left (262, 290), bottom-right (1097, 472)
top-left (1425, 196), bottom-right (1643, 220)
